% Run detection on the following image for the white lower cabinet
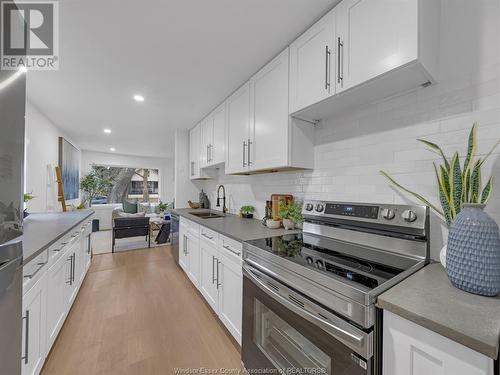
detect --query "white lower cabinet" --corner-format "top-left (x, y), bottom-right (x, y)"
top-left (22, 273), bottom-right (47, 375)
top-left (46, 249), bottom-right (70, 350)
top-left (217, 249), bottom-right (242, 344)
top-left (24, 216), bottom-right (93, 375)
top-left (199, 241), bottom-right (219, 312)
top-left (187, 233), bottom-right (200, 287)
top-left (383, 310), bottom-right (494, 375)
top-left (180, 219), bottom-right (243, 345)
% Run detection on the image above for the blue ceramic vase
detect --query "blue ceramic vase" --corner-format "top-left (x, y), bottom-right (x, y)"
top-left (446, 204), bottom-right (500, 296)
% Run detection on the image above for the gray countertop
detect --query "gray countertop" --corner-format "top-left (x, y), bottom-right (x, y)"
top-left (22, 210), bottom-right (94, 264)
top-left (377, 262), bottom-right (500, 359)
top-left (172, 208), bottom-right (301, 241)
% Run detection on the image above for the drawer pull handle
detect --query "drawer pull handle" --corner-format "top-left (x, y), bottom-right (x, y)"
top-left (202, 233), bottom-right (214, 240)
top-left (24, 261), bottom-right (47, 279)
top-left (222, 245), bottom-right (241, 256)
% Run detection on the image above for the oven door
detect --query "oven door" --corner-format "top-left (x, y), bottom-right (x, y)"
top-left (242, 264), bottom-right (373, 375)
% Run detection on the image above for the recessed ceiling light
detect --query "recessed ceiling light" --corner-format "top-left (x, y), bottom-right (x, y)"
top-left (133, 94), bottom-right (145, 102)
top-left (103, 128), bottom-right (112, 134)
top-left (109, 147), bottom-right (116, 152)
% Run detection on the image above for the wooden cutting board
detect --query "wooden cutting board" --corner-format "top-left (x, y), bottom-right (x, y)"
top-left (271, 194), bottom-right (293, 220)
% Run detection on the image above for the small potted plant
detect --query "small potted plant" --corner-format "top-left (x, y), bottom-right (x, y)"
top-left (240, 205), bottom-right (255, 219)
top-left (23, 193), bottom-right (35, 217)
top-left (279, 200), bottom-right (303, 230)
top-left (158, 200), bottom-right (169, 215)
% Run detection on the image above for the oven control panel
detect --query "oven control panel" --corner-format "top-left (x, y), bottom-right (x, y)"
top-left (302, 200), bottom-right (427, 230)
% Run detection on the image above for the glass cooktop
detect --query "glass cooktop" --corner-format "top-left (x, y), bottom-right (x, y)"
top-left (245, 233), bottom-right (409, 290)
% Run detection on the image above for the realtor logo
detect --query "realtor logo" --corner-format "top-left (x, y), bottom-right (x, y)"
top-left (1, 1), bottom-right (59, 70)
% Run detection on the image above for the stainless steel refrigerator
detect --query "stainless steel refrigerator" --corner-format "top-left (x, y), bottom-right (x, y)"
top-left (0, 68), bottom-right (26, 375)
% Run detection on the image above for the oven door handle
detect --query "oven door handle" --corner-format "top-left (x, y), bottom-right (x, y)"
top-left (243, 264), bottom-right (372, 359)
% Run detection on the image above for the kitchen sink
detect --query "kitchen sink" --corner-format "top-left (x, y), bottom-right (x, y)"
top-left (190, 212), bottom-right (225, 219)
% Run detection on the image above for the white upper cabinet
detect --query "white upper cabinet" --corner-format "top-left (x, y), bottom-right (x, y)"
top-left (336, 0), bottom-right (418, 92)
top-left (201, 102), bottom-right (226, 168)
top-left (225, 82), bottom-right (251, 175)
top-left (225, 49), bottom-right (314, 175)
top-left (290, 0), bottom-right (439, 121)
top-left (289, 9), bottom-right (336, 113)
top-left (211, 102), bottom-right (226, 165)
top-left (189, 124), bottom-right (201, 179)
top-left (250, 48), bottom-right (290, 171)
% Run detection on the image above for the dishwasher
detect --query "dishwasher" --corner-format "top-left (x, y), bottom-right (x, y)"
top-left (170, 213), bottom-right (179, 265)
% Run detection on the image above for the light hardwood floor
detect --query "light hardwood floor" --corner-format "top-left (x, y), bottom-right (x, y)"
top-left (41, 246), bottom-right (241, 375)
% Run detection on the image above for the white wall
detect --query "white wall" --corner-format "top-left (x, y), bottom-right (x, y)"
top-left (25, 101), bottom-right (81, 212)
top-left (174, 129), bottom-right (199, 208)
top-left (195, 0), bottom-right (500, 260)
top-left (81, 150), bottom-right (174, 204)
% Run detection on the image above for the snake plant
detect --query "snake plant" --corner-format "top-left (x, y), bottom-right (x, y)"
top-left (381, 123), bottom-right (499, 225)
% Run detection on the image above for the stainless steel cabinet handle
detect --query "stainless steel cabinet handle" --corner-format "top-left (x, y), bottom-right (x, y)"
top-left (22, 310), bottom-right (29, 364)
top-left (247, 139), bottom-right (252, 166)
top-left (67, 255), bottom-right (73, 285)
top-left (242, 141), bottom-right (247, 167)
top-left (212, 256), bottom-right (216, 284)
top-left (206, 145), bottom-right (209, 163)
top-left (72, 253), bottom-right (76, 282)
top-left (24, 261), bottom-right (47, 279)
top-left (222, 245), bottom-right (241, 256)
top-left (216, 260), bottom-right (221, 289)
top-left (202, 233), bottom-right (214, 240)
top-left (325, 45), bottom-right (331, 90)
top-left (337, 37), bottom-right (344, 85)
top-left (191, 161), bottom-right (194, 176)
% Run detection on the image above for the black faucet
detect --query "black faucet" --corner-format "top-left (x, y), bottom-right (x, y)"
top-left (216, 184), bottom-right (227, 213)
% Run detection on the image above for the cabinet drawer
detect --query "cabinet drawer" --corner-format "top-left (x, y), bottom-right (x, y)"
top-left (219, 235), bottom-right (242, 259)
top-left (23, 250), bottom-right (48, 294)
top-left (200, 226), bottom-right (218, 247)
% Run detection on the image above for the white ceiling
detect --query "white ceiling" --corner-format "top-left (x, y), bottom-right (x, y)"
top-left (27, 0), bottom-right (338, 158)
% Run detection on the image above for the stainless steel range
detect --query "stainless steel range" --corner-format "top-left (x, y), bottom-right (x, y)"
top-left (241, 200), bottom-right (430, 375)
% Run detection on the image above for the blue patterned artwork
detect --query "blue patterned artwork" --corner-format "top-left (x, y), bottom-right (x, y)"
top-left (58, 137), bottom-right (80, 200)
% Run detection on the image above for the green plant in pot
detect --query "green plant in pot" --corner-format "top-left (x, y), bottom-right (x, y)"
top-left (240, 205), bottom-right (255, 219)
top-left (381, 123), bottom-right (500, 296)
top-left (158, 200), bottom-right (169, 214)
top-left (23, 193), bottom-right (35, 217)
top-left (278, 200), bottom-right (303, 230)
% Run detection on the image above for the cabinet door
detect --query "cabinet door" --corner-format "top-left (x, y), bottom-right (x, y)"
top-left (211, 102), bottom-right (226, 165)
top-left (189, 124), bottom-right (201, 179)
top-left (336, 0), bottom-right (418, 93)
top-left (66, 248), bottom-right (79, 306)
top-left (22, 273), bottom-right (47, 375)
top-left (200, 116), bottom-right (213, 168)
top-left (217, 254), bottom-right (242, 344)
top-left (383, 310), bottom-right (493, 375)
top-left (46, 253), bottom-right (68, 349)
top-left (179, 225), bottom-right (189, 273)
top-left (289, 9), bottom-right (335, 113)
top-left (226, 82), bottom-right (250, 174)
top-left (250, 48), bottom-right (290, 171)
top-left (199, 242), bottom-right (219, 312)
top-left (187, 234), bottom-right (200, 287)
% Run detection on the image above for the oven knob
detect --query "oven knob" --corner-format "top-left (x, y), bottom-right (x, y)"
top-left (402, 210), bottom-right (417, 222)
top-left (315, 204), bottom-right (324, 212)
top-left (305, 203), bottom-right (314, 211)
top-left (305, 257), bottom-right (313, 265)
top-left (381, 208), bottom-right (395, 220)
top-left (315, 260), bottom-right (324, 269)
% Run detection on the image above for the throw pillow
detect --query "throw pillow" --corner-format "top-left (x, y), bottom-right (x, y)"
top-left (138, 202), bottom-right (151, 214)
top-left (123, 200), bottom-right (138, 214)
